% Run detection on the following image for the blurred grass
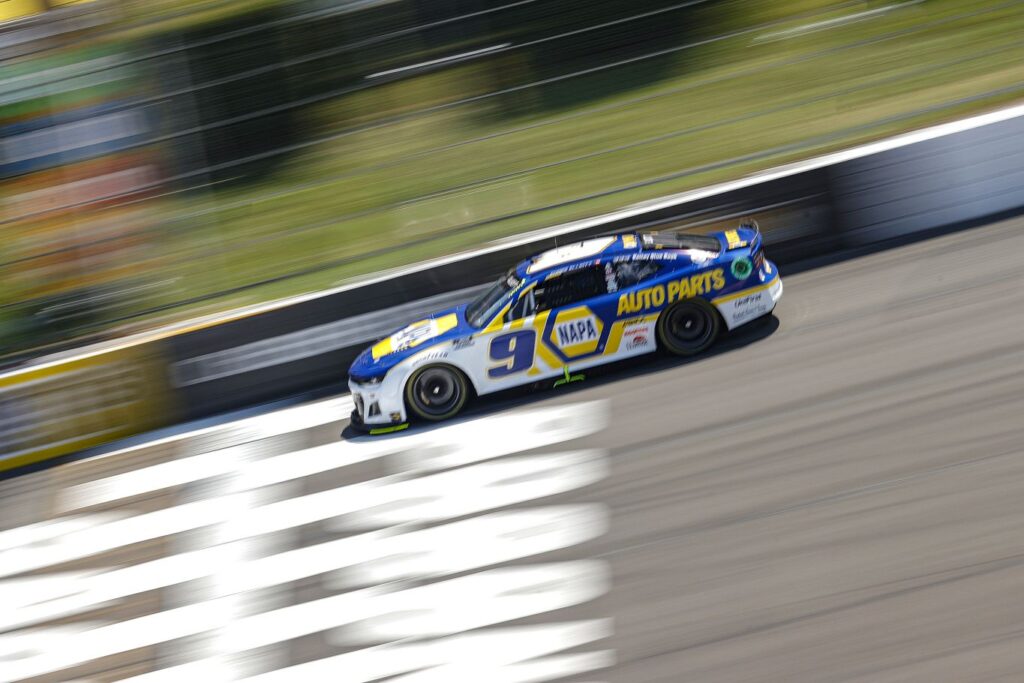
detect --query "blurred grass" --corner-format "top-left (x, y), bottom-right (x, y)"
top-left (133, 0), bottom-right (1024, 327)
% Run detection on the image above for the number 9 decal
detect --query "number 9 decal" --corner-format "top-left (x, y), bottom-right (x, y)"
top-left (488, 330), bottom-right (536, 378)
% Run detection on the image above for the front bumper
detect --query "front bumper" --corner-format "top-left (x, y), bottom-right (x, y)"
top-left (348, 376), bottom-right (408, 427)
top-left (349, 406), bottom-right (369, 432)
top-left (349, 407), bottom-right (408, 434)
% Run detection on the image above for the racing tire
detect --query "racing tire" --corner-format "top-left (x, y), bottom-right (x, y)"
top-left (405, 364), bottom-right (470, 422)
top-left (656, 299), bottom-right (720, 356)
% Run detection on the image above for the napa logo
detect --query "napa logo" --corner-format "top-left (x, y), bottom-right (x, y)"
top-left (556, 318), bottom-right (599, 346)
top-left (549, 307), bottom-right (604, 358)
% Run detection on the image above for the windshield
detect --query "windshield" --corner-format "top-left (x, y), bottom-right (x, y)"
top-left (466, 271), bottom-right (520, 327)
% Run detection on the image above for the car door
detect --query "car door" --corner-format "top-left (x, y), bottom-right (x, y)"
top-left (474, 266), bottom-right (611, 394)
top-left (534, 265), bottom-right (616, 370)
top-left (603, 259), bottom-right (666, 359)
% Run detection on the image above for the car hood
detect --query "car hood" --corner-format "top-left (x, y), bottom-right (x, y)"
top-left (348, 303), bottom-right (476, 380)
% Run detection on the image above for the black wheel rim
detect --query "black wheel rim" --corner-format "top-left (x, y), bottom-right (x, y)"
top-left (667, 305), bottom-right (713, 349)
top-left (413, 368), bottom-right (461, 416)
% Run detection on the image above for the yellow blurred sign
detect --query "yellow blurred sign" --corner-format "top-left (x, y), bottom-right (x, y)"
top-left (0, 343), bottom-right (177, 472)
top-left (0, 0), bottom-right (95, 23)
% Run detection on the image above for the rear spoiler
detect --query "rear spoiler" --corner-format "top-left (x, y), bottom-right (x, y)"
top-left (724, 219), bottom-right (760, 250)
top-left (594, 219), bottom-right (761, 250)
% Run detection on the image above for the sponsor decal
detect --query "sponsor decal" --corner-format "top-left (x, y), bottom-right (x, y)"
top-left (723, 286), bottom-right (774, 326)
top-left (725, 230), bottom-right (749, 249)
top-left (548, 308), bottom-right (604, 358)
top-left (414, 351), bottom-right (450, 365)
top-left (733, 293), bottom-right (762, 308)
top-left (372, 314), bottom-right (458, 360)
top-left (620, 318), bottom-right (651, 351)
top-left (625, 333), bottom-right (649, 350)
top-left (731, 257), bottom-right (753, 280)
top-left (616, 268), bottom-right (726, 316)
top-left (733, 304), bottom-right (769, 322)
top-left (556, 318), bottom-right (600, 346)
top-left (548, 259), bottom-right (604, 278)
top-left (452, 337), bottom-right (475, 350)
top-left (395, 322), bottom-right (436, 347)
top-left (612, 252), bottom-right (678, 263)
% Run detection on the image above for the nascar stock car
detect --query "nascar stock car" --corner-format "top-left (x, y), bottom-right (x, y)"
top-left (348, 222), bottom-right (782, 432)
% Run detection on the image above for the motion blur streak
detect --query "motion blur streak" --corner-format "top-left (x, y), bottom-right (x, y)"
top-left (245, 621), bottom-right (614, 683)
top-left (60, 399), bottom-right (606, 509)
top-left (0, 400), bottom-right (613, 681)
top-left (1, 506), bottom-right (607, 632)
top-left (3, 0), bottom-right (1022, 359)
top-left (1, 448), bottom-right (606, 577)
top-left (4, 0), bottom-right (1024, 680)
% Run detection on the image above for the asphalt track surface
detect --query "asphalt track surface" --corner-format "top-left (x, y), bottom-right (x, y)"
top-left (3, 214), bottom-right (1024, 682)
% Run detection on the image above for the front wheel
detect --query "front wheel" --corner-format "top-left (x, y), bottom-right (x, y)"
top-left (405, 365), bottom-right (469, 422)
top-left (656, 299), bottom-right (720, 356)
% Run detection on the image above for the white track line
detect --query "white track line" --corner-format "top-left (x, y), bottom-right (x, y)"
top-left (2, 450), bottom-right (606, 577)
top-left (3, 505), bottom-right (606, 632)
top-left (61, 399), bottom-right (607, 510)
top-left (0, 513), bottom-right (126, 552)
top-left (237, 620), bottom-right (613, 683)
top-left (2, 399), bottom-right (614, 682)
top-left (0, 397), bottom-right (610, 679)
top-left (6, 562), bottom-right (609, 681)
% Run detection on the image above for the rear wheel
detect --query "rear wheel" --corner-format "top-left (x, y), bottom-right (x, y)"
top-left (657, 299), bottom-right (720, 356)
top-left (405, 365), bottom-right (469, 422)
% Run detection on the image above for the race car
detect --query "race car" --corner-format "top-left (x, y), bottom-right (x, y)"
top-left (348, 222), bottom-right (782, 433)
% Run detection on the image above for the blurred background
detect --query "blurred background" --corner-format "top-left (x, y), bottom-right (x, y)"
top-left (5, 2), bottom-right (1024, 682)
top-left (2, 0), bottom-right (1022, 362)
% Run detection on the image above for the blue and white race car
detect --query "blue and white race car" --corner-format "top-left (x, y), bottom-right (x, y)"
top-left (348, 223), bottom-right (781, 432)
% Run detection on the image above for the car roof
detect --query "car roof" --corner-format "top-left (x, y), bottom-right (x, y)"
top-left (515, 232), bottom-right (721, 279)
top-left (515, 235), bottom-right (634, 278)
